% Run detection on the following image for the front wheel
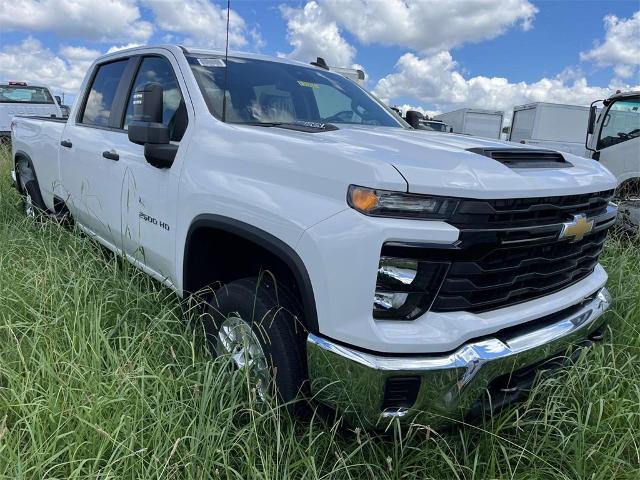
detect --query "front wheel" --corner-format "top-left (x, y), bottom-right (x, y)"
top-left (202, 275), bottom-right (308, 406)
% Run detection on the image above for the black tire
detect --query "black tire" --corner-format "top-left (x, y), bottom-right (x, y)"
top-left (15, 157), bottom-right (47, 218)
top-left (202, 274), bottom-right (308, 407)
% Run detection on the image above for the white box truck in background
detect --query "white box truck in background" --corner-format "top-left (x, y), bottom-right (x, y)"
top-left (509, 102), bottom-right (590, 156)
top-left (433, 108), bottom-right (503, 139)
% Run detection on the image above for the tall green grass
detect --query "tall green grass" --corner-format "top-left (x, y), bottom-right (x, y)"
top-left (0, 145), bottom-right (638, 479)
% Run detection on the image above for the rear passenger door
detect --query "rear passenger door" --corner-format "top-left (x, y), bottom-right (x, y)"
top-left (60, 58), bottom-right (134, 244)
top-left (115, 53), bottom-right (191, 285)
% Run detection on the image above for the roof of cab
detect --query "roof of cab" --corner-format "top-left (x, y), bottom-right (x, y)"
top-left (608, 90), bottom-right (640, 101)
top-left (96, 44), bottom-right (318, 69)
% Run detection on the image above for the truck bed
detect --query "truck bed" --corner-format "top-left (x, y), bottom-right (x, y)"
top-left (11, 115), bottom-right (67, 211)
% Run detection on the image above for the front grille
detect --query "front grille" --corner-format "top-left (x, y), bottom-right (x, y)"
top-left (431, 230), bottom-right (608, 312)
top-left (450, 190), bottom-right (614, 229)
top-left (383, 190), bottom-right (616, 314)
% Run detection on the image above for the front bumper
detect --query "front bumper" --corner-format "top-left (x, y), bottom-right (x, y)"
top-left (307, 287), bottom-right (611, 428)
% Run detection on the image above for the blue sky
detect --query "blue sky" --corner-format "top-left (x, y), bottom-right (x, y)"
top-left (1, 0), bottom-right (638, 117)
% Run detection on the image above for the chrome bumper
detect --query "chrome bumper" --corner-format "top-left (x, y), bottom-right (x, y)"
top-left (307, 287), bottom-right (611, 428)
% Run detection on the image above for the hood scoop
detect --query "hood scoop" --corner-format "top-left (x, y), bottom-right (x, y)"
top-left (467, 147), bottom-right (572, 169)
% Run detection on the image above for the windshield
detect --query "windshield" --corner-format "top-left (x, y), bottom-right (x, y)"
top-left (597, 98), bottom-right (640, 149)
top-left (188, 56), bottom-right (404, 128)
top-left (0, 85), bottom-right (54, 104)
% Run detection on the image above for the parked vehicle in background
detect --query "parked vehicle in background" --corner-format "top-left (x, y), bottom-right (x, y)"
top-left (403, 110), bottom-right (448, 132)
top-left (422, 119), bottom-right (447, 132)
top-left (434, 108), bottom-right (504, 139)
top-left (509, 102), bottom-right (590, 156)
top-left (0, 82), bottom-right (62, 141)
top-left (586, 91), bottom-right (640, 230)
top-left (54, 95), bottom-right (71, 118)
top-left (10, 45), bottom-right (618, 429)
top-left (311, 57), bottom-right (366, 86)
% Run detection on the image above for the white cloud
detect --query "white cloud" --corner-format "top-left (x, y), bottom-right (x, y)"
top-left (322, 0), bottom-right (537, 52)
top-left (0, 0), bottom-right (152, 42)
top-left (580, 11), bottom-right (640, 79)
top-left (279, 0), bottom-right (537, 65)
top-left (279, 1), bottom-right (356, 67)
top-left (0, 38), bottom-right (87, 94)
top-left (374, 51), bottom-right (640, 123)
top-left (144, 0), bottom-right (249, 49)
top-left (0, 38), bottom-right (146, 103)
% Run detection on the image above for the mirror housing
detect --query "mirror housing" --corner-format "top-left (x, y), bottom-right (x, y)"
top-left (127, 82), bottom-right (177, 169)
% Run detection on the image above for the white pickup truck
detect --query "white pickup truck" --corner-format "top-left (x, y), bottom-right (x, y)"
top-left (10, 45), bottom-right (618, 428)
top-left (1, 82), bottom-right (62, 140)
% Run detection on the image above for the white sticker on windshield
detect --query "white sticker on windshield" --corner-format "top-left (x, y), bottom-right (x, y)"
top-left (198, 58), bottom-right (226, 67)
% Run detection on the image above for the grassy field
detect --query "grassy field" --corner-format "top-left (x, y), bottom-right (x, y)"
top-left (0, 144), bottom-right (638, 480)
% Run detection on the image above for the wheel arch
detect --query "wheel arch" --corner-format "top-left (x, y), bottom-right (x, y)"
top-left (183, 214), bottom-right (319, 333)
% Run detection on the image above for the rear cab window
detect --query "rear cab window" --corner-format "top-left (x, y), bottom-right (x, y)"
top-left (0, 85), bottom-right (54, 104)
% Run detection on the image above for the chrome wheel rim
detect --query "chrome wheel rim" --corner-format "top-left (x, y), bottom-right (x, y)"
top-left (216, 316), bottom-right (271, 401)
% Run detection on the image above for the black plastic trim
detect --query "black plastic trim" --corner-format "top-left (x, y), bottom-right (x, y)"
top-left (467, 147), bottom-right (572, 169)
top-left (183, 214), bottom-right (319, 333)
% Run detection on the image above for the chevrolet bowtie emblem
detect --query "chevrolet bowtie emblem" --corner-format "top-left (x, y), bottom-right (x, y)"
top-left (560, 214), bottom-right (594, 242)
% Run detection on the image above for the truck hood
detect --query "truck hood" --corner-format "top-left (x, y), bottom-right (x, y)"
top-left (315, 125), bottom-right (617, 198)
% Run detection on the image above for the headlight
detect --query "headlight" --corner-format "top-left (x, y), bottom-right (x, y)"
top-left (374, 256), bottom-right (448, 320)
top-left (348, 185), bottom-right (458, 219)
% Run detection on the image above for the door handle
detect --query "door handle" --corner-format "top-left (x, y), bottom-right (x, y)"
top-left (102, 150), bottom-right (119, 161)
top-left (60, 140), bottom-right (72, 148)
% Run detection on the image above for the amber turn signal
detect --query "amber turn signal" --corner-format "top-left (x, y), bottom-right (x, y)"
top-left (350, 187), bottom-right (379, 212)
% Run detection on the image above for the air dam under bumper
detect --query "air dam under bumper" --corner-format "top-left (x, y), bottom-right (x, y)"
top-left (307, 288), bottom-right (611, 428)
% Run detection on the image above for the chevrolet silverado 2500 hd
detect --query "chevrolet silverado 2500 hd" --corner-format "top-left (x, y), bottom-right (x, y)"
top-left (11, 45), bottom-right (618, 427)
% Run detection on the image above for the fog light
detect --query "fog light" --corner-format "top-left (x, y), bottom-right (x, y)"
top-left (373, 256), bottom-right (447, 320)
top-left (374, 292), bottom-right (409, 310)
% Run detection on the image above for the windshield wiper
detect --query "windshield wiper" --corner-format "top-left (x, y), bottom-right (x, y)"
top-left (240, 121), bottom-right (339, 133)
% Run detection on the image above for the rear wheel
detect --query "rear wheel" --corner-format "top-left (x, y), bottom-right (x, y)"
top-left (15, 157), bottom-right (47, 218)
top-left (201, 275), bottom-right (308, 407)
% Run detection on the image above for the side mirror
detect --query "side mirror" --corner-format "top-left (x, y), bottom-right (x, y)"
top-left (587, 105), bottom-right (597, 134)
top-left (405, 110), bottom-right (424, 129)
top-left (54, 95), bottom-right (62, 105)
top-left (127, 82), bottom-right (177, 169)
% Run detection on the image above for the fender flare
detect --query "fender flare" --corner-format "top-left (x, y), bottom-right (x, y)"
top-left (183, 214), bottom-right (319, 333)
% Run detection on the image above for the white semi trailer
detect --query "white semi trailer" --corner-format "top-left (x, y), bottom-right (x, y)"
top-left (434, 108), bottom-right (503, 139)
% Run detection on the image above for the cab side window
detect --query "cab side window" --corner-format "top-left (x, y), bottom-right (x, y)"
top-left (124, 56), bottom-right (187, 142)
top-left (80, 60), bottom-right (128, 127)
